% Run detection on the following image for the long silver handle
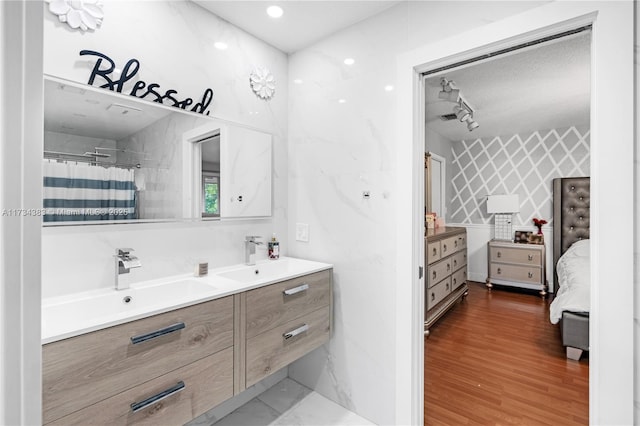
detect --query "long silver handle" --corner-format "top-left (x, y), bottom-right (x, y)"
top-left (283, 283), bottom-right (309, 296)
top-left (283, 324), bottom-right (309, 340)
top-left (130, 381), bottom-right (185, 413)
top-left (131, 322), bottom-right (185, 345)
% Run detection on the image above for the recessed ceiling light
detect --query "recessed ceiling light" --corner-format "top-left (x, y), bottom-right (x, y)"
top-left (384, 85), bottom-right (394, 92)
top-left (338, 99), bottom-right (347, 104)
top-left (214, 42), bottom-right (228, 50)
top-left (267, 5), bottom-right (283, 18)
top-left (293, 79), bottom-right (303, 84)
top-left (343, 58), bottom-right (355, 65)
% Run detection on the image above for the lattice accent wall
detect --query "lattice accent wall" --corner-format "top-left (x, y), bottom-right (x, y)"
top-left (448, 125), bottom-right (590, 227)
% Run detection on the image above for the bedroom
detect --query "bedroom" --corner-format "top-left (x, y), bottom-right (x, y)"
top-left (423, 25), bottom-right (591, 423)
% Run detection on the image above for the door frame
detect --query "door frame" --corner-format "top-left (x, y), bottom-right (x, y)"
top-left (395, 2), bottom-right (634, 425)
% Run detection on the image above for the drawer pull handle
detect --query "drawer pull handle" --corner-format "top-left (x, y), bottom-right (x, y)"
top-left (431, 292), bottom-right (435, 301)
top-left (130, 381), bottom-right (185, 413)
top-left (528, 254), bottom-right (533, 261)
top-left (453, 259), bottom-right (457, 267)
top-left (432, 271), bottom-right (437, 280)
top-left (443, 244), bottom-right (447, 252)
top-left (446, 283), bottom-right (450, 290)
top-left (453, 278), bottom-right (457, 285)
top-left (497, 268), bottom-right (502, 275)
top-left (528, 272), bottom-right (533, 278)
top-left (446, 263), bottom-right (451, 272)
top-left (283, 324), bottom-right (309, 340)
top-left (497, 251), bottom-right (502, 258)
top-left (454, 240), bottom-right (458, 248)
top-left (432, 248), bottom-right (437, 256)
top-left (130, 322), bottom-right (185, 345)
top-left (283, 283), bottom-right (309, 296)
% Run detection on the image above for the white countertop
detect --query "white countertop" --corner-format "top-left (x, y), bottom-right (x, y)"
top-left (42, 257), bottom-right (332, 344)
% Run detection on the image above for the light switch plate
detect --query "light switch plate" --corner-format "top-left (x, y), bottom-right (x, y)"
top-left (296, 223), bottom-right (309, 242)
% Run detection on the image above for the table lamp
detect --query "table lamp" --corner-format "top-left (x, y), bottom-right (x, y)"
top-left (486, 194), bottom-right (520, 241)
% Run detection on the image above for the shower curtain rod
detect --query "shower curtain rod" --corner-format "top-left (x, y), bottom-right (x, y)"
top-left (44, 151), bottom-right (142, 169)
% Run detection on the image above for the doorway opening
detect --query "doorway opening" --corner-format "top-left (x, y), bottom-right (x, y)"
top-left (422, 27), bottom-right (591, 424)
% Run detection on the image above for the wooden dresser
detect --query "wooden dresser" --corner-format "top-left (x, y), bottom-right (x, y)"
top-left (485, 240), bottom-right (547, 297)
top-left (425, 226), bottom-right (469, 336)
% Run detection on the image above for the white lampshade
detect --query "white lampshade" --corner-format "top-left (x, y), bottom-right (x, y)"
top-left (486, 194), bottom-right (519, 214)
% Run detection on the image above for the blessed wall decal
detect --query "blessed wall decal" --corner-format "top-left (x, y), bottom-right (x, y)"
top-left (80, 50), bottom-right (213, 116)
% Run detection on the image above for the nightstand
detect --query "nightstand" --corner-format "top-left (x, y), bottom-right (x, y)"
top-left (485, 240), bottom-right (547, 298)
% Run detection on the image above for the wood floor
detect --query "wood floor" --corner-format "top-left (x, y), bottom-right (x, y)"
top-left (425, 282), bottom-right (588, 425)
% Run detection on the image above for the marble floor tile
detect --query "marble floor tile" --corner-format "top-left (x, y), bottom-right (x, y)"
top-left (213, 378), bottom-right (374, 426)
top-left (212, 398), bottom-right (281, 426)
top-left (257, 377), bottom-right (312, 414)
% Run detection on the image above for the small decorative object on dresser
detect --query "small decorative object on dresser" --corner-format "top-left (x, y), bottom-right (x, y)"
top-left (514, 230), bottom-right (533, 244)
top-left (424, 227), bottom-right (468, 337)
top-left (485, 239), bottom-right (548, 298)
top-left (532, 217), bottom-right (547, 234)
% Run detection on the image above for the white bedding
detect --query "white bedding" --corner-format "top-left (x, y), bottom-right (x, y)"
top-left (549, 239), bottom-right (590, 324)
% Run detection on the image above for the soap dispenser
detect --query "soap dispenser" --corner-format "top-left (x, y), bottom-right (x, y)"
top-left (268, 233), bottom-right (280, 260)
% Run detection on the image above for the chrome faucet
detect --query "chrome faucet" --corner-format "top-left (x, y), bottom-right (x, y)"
top-left (244, 236), bottom-right (263, 265)
top-left (115, 248), bottom-right (142, 290)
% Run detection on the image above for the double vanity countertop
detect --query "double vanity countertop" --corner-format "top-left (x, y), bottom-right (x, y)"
top-left (42, 257), bottom-right (333, 344)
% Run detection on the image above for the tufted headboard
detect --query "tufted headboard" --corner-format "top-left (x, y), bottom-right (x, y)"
top-left (552, 177), bottom-right (590, 290)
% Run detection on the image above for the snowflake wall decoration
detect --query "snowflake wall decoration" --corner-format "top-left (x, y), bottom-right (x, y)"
top-left (47, 0), bottom-right (104, 32)
top-left (249, 67), bottom-right (276, 100)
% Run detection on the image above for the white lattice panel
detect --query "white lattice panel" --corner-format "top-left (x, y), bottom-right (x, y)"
top-left (449, 125), bottom-right (590, 228)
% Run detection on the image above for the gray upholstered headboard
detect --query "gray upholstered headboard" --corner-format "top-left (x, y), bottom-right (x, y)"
top-left (552, 177), bottom-right (590, 290)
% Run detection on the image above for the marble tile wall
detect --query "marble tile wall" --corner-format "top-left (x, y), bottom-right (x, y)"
top-left (42, 1), bottom-right (288, 298)
top-left (287, 2), bottom-right (548, 424)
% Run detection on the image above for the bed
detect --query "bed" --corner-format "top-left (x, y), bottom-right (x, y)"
top-left (550, 177), bottom-right (590, 361)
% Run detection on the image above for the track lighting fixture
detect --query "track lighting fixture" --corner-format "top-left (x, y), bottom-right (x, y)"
top-left (439, 77), bottom-right (479, 132)
top-left (438, 78), bottom-right (460, 102)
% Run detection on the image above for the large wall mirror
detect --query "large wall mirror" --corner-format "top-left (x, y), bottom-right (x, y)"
top-left (43, 76), bottom-right (272, 225)
top-left (425, 152), bottom-right (446, 218)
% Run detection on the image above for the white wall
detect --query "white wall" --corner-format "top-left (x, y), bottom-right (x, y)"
top-left (287, 2), bottom-right (548, 424)
top-left (42, 1), bottom-right (289, 297)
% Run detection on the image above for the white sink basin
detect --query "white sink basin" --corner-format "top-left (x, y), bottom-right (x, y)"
top-left (216, 258), bottom-right (302, 283)
top-left (42, 278), bottom-right (215, 343)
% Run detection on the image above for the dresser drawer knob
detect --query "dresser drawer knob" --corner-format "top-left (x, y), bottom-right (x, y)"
top-left (528, 254), bottom-right (533, 261)
top-left (454, 240), bottom-right (458, 248)
top-left (432, 248), bottom-right (437, 256)
top-left (497, 268), bottom-right (502, 275)
top-left (497, 251), bottom-right (502, 258)
top-left (283, 324), bottom-right (309, 340)
top-left (431, 292), bottom-right (435, 301)
top-left (446, 263), bottom-right (451, 272)
top-left (432, 271), bottom-right (437, 280)
top-left (443, 244), bottom-right (447, 252)
top-left (453, 278), bottom-right (457, 285)
top-left (130, 322), bottom-right (186, 345)
top-left (528, 272), bottom-right (533, 278)
top-left (453, 259), bottom-right (457, 267)
top-left (283, 283), bottom-right (309, 296)
top-left (130, 381), bottom-right (185, 413)
top-left (446, 282), bottom-right (450, 291)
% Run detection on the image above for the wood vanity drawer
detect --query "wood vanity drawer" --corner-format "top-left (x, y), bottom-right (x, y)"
top-left (426, 277), bottom-right (451, 310)
top-left (490, 246), bottom-right (541, 265)
top-left (47, 347), bottom-right (234, 426)
top-left (440, 235), bottom-right (461, 256)
top-left (246, 270), bottom-right (331, 338)
top-left (427, 241), bottom-right (441, 264)
top-left (490, 263), bottom-right (541, 285)
top-left (428, 257), bottom-right (452, 288)
top-left (451, 268), bottom-right (467, 291)
top-left (246, 306), bottom-right (330, 387)
top-left (451, 251), bottom-right (467, 272)
top-left (43, 296), bottom-right (234, 424)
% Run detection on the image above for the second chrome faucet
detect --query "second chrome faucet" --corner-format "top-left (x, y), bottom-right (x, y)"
top-left (244, 236), bottom-right (263, 265)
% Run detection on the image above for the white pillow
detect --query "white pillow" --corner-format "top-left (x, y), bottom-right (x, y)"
top-left (568, 239), bottom-right (590, 257)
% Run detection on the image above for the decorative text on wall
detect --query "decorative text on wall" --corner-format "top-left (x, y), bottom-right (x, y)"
top-left (80, 50), bottom-right (213, 115)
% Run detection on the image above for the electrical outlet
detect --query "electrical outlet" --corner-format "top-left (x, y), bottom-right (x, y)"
top-left (296, 223), bottom-right (309, 242)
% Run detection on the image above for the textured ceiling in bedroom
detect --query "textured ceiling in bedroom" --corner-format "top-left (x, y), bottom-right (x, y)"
top-left (425, 31), bottom-right (591, 141)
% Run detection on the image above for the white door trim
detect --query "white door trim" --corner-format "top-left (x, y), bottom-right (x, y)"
top-left (395, 2), bottom-right (634, 425)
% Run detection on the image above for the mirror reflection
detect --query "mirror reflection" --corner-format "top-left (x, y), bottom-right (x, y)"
top-left (43, 77), bottom-right (271, 225)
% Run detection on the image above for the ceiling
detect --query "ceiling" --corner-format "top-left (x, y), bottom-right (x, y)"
top-left (425, 31), bottom-right (591, 141)
top-left (192, 1), bottom-right (401, 53)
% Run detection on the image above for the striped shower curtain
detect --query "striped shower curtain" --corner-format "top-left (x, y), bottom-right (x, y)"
top-left (43, 160), bottom-right (136, 222)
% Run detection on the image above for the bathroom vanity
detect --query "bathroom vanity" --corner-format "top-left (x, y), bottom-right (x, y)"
top-left (41, 258), bottom-right (332, 425)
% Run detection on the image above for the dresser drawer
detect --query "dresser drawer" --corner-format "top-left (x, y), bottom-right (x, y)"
top-left (427, 240), bottom-right (441, 264)
top-left (428, 257), bottom-right (452, 288)
top-left (451, 251), bottom-right (467, 272)
top-left (490, 263), bottom-right (541, 285)
top-left (47, 348), bottom-right (234, 426)
top-left (246, 270), bottom-right (331, 339)
top-left (43, 296), bottom-right (234, 424)
top-left (457, 234), bottom-right (467, 250)
top-left (426, 277), bottom-right (451, 310)
top-left (451, 267), bottom-right (467, 291)
top-left (490, 246), bottom-right (541, 266)
top-left (246, 306), bottom-right (330, 387)
top-left (440, 236), bottom-right (461, 257)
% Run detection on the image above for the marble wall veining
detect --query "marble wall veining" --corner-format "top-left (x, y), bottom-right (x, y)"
top-left (42, 1), bottom-right (288, 298)
top-left (286, 2), bottom-right (549, 424)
